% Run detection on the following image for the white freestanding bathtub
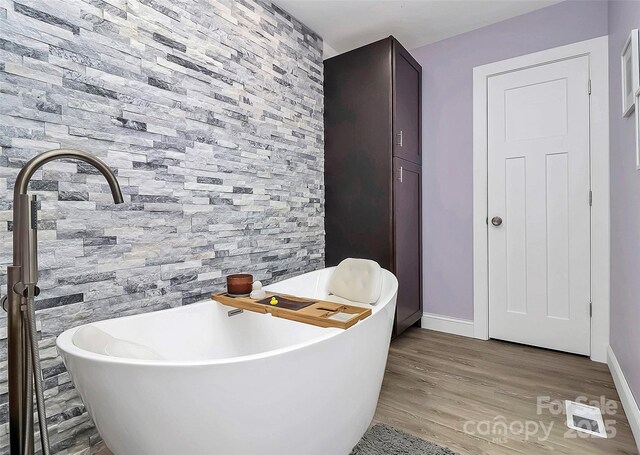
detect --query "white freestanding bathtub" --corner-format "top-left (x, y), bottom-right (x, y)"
top-left (56, 267), bottom-right (398, 455)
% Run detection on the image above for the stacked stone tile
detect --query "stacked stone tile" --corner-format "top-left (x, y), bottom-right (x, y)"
top-left (0, 0), bottom-right (324, 452)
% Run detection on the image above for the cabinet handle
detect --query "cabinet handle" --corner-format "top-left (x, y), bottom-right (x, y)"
top-left (398, 166), bottom-right (403, 183)
top-left (396, 131), bottom-right (403, 147)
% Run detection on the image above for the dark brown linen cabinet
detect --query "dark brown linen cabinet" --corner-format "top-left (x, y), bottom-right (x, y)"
top-left (324, 36), bottom-right (422, 337)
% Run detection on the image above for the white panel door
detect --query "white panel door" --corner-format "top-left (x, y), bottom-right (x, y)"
top-left (488, 56), bottom-right (591, 355)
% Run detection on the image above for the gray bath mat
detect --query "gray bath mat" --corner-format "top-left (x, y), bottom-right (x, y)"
top-left (351, 423), bottom-right (459, 455)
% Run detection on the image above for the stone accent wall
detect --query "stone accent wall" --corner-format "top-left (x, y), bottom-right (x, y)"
top-left (0, 0), bottom-right (324, 452)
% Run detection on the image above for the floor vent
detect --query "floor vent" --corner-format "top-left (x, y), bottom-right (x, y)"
top-left (565, 400), bottom-right (607, 438)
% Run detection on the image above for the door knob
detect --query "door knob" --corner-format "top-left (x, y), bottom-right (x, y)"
top-left (491, 216), bottom-right (503, 226)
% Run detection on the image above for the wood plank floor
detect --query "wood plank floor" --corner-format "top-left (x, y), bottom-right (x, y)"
top-left (373, 328), bottom-right (639, 455)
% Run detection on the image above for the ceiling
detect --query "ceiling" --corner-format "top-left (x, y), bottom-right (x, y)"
top-left (275, 0), bottom-right (563, 58)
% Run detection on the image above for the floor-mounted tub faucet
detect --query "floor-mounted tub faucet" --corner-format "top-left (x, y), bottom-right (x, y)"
top-left (3, 149), bottom-right (123, 455)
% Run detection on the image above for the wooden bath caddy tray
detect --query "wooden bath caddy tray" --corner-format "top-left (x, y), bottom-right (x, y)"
top-left (211, 292), bottom-right (371, 329)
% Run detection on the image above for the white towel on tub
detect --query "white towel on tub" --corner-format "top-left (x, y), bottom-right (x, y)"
top-left (73, 325), bottom-right (163, 360)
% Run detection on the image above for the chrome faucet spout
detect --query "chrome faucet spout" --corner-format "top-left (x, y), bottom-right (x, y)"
top-left (7, 149), bottom-right (123, 455)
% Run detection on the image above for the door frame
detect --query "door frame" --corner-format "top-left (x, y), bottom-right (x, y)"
top-left (472, 36), bottom-right (610, 362)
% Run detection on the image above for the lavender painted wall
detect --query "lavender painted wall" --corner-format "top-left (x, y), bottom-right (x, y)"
top-left (410, 0), bottom-right (609, 320)
top-left (608, 0), bottom-right (640, 408)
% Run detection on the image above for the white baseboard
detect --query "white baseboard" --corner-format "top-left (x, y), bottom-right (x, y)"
top-left (607, 346), bottom-right (640, 452)
top-left (421, 313), bottom-right (475, 338)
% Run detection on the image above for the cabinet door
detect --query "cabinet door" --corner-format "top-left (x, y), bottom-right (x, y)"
top-left (393, 158), bottom-right (422, 336)
top-left (393, 44), bottom-right (421, 165)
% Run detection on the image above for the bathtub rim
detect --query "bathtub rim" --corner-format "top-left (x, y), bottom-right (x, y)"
top-left (56, 270), bottom-right (398, 368)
